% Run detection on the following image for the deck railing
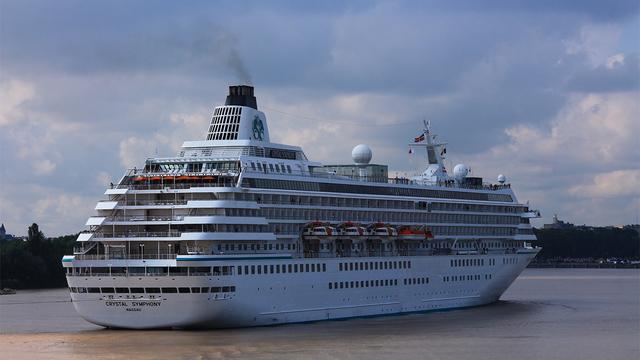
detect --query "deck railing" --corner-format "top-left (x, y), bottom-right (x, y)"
top-left (92, 231), bottom-right (182, 239)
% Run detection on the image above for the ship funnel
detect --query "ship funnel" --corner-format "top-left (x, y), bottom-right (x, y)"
top-left (225, 85), bottom-right (257, 109)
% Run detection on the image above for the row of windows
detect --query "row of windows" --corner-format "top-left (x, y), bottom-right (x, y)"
top-left (218, 243), bottom-right (295, 252)
top-left (243, 178), bottom-right (514, 202)
top-left (339, 260), bottom-right (412, 272)
top-left (258, 207), bottom-right (520, 225)
top-left (404, 277), bottom-right (430, 285)
top-left (213, 106), bottom-right (242, 116)
top-left (237, 262), bottom-right (326, 275)
top-left (69, 286), bottom-right (236, 294)
top-left (206, 107), bottom-right (242, 141)
top-left (67, 266), bottom-right (233, 277)
top-left (503, 258), bottom-right (519, 264)
top-left (443, 274), bottom-right (486, 282)
top-left (142, 161), bottom-right (240, 174)
top-left (329, 278), bottom-right (398, 289)
top-left (234, 193), bottom-right (522, 214)
top-left (250, 162), bottom-right (293, 174)
top-left (451, 258), bottom-right (485, 267)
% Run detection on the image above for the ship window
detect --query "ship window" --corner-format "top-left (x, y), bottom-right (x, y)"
top-left (191, 267), bottom-right (212, 276)
top-left (161, 287), bottom-right (177, 294)
top-left (128, 267), bottom-right (145, 276)
top-left (211, 287), bottom-right (221, 293)
top-left (115, 287), bottom-right (129, 294)
top-left (275, 164), bottom-right (280, 172)
top-left (270, 265), bottom-right (274, 273)
top-left (147, 267), bottom-right (168, 276)
top-left (87, 287), bottom-right (101, 293)
top-left (101, 287), bottom-right (115, 293)
top-left (269, 164), bottom-right (274, 172)
top-left (191, 287), bottom-right (201, 293)
top-left (305, 264), bottom-right (310, 272)
top-left (178, 287), bottom-right (190, 293)
top-left (322, 263), bottom-right (326, 272)
top-left (201, 287), bottom-right (210, 293)
top-left (130, 288), bottom-right (144, 294)
top-left (329, 283), bottom-right (332, 289)
top-left (286, 165), bottom-right (292, 173)
top-left (145, 288), bottom-right (160, 294)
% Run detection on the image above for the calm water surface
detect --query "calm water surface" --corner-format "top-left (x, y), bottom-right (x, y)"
top-left (1, 268), bottom-right (638, 360)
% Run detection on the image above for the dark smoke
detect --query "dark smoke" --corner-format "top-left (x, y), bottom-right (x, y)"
top-left (205, 30), bottom-right (252, 85)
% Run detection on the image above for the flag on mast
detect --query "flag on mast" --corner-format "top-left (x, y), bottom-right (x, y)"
top-left (414, 133), bottom-right (425, 143)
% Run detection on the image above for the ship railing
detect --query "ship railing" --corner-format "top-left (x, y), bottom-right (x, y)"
top-left (74, 253), bottom-right (178, 260)
top-left (107, 215), bottom-right (186, 222)
top-left (123, 182), bottom-right (235, 190)
top-left (241, 168), bottom-right (511, 191)
top-left (73, 241), bottom-right (98, 255)
top-left (120, 200), bottom-right (189, 206)
top-left (92, 231), bottom-right (182, 239)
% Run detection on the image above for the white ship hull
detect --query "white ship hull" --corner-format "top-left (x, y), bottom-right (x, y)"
top-left (67, 251), bottom-right (537, 329)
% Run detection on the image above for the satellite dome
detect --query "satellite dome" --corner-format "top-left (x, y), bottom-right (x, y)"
top-left (352, 144), bottom-right (372, 165)
top-left (453, 164), bottom-right (470, 181)
top-left (497, 174), bottom-right (506, 184)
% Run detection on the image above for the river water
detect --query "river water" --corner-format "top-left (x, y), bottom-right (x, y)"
top-left (1, 269), bottom-right (638, 360)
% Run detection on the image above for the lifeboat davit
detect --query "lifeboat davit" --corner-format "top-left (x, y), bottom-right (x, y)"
top-left (337, 222), bottom-right (366, 236)
top-left (302, 222), bottom-right (336, 236)
top-left (398, 226), bottom-right (434, 240)
top-left (367, 222), bottom-right (397, 237)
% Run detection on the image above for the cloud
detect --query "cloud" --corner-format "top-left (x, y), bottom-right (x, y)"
top-left (0, 1), bottom-right (639, 235)
top-left (32, 159), bottom-right (57, 175)
top-left (0, 80), bottom-right (35, 126)
top-left (567, 53), bottom-right (640, 92)
top-left (466, 91), bottom-right (639, 225)
top-left (569, 169), bottom-right (640, 198)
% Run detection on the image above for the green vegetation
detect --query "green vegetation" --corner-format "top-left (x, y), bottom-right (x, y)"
top-left (533, 227), bottom-right (640, 260)
top-left (0, 223), bottom-right (76, 289)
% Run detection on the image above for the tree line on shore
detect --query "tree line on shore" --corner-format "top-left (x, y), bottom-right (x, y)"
top-left (0, 223), bottom-right (639, 289)
top-left (0, 224), bottom-right (76, 289)
top-left (533, 227), bottom-right (639, 260)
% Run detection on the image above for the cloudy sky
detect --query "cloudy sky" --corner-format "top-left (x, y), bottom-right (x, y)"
top-left (1, 0), bottom-right (638, 236)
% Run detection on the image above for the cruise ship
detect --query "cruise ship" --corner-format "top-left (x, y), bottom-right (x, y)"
top-left (63, 85), bottom-right (540, 329)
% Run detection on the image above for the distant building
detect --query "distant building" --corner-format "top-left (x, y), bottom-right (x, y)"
top-left (543, 214), bottom-right (575, 229)
top-left (0, 223), bottom-right (15, 241)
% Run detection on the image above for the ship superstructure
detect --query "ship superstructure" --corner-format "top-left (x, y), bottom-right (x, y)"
top-left (63, 85), bottom-right (540, 329)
